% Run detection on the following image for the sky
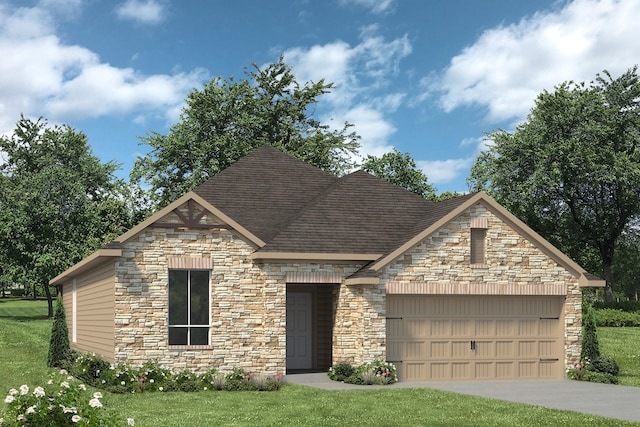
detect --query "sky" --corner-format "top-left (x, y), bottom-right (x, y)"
top-left (1, 0), bottom-right (639, 193)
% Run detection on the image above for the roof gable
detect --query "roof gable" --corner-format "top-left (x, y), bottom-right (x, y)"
top-left (348, 192), bottom-right (604, 287)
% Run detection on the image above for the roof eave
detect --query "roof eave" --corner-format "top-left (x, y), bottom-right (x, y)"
top-left (49, 248), bottom-right (122, 286)
top-left (250, 252), bottom-right (382, 261)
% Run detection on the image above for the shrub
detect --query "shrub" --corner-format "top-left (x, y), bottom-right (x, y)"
top-left (327, 362), bottom-right (355, 382)
top-left (581, 371), bottom-right (619, 384)
top-left (589, 356), bottom-right (620, 376)
top-left (72, 353), bottom-right (112, 388)
top-left (594, 308), bottom-right (640, 327)
top-left (0, 369), bottom-right (134, 426)
top-left (593, 300), bottom-right (640, 312)
top-left (223, 367), bottom-right (254, 391)
top-left (581, 304), bottom-right (600, 361)
top-left (47, 295), bottom-right (71, 368)
top-left (566, 360), bottom-right (589, 381)
top-left (329, 360), bottom-right (397, 385)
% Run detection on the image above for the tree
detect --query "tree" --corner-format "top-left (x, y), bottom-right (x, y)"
top-left (361, 148), bottom-right (437, 199)
top-left (611, 224), bottom-right (640, 300)
top-left (469, 67), bottom-right (640, 301)
top-left (48, 295), bottom-right (71, 368)
top-left (581, 303), bottom-right (600, 361)
top-left (132, 56), bottom-right (360, 208)
top-left (0, 116), bottom-right (132, 317)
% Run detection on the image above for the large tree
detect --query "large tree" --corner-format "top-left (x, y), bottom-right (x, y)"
top-left (132, 56), bottom-right (360, 208)
top-left (361, 148), bottom-right (437, 199)
top-left (0, 117), bottom-right (133, 317)
top-left (468, 67), bottom-right (640, 301)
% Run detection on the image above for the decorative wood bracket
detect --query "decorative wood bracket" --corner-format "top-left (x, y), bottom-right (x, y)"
top-left (152, 199), bottom-right (232, 230)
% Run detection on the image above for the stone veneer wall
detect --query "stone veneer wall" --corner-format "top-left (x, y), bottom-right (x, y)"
top-left (378, 203), bottom-right (582, 366)
top-left (113, 202), bottom-right (370, 373)
top-left (331, 282), bottom-right (387, 365)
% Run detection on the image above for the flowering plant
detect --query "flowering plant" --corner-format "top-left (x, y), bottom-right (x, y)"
top-left (0, 370), bottom-right (133, 426)
top-left (566, 359), bottom-right (590, 381)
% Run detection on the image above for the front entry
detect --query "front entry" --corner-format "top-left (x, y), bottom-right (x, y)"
top-left (286, 292), bottom-right (313, 370)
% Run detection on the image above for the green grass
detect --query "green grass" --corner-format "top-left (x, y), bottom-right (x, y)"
top-left (1, 299), bottom-right (639, 427)
top-left (599, 327), bottom-right (640, 386)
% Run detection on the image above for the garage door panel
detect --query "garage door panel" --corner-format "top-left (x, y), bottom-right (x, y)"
top-left (430, 320), bottom-right (450, 336)
top-left (475, 320), bottom-right (494, 336)
top-left (431, 341), bottom-right (450, 358)
top-left (387, 295), bottom-right (564, 381)
top-left (496, 361), bottom-right (514, 378)
top-left (475, 340), bottom-right (494, 357)
top-left (518, 361), bottom-right (537, 378)
top-left (452, 362), bottom-right (472, 379)
top-left (430, 362), bottom-right (450, 380)
top-left (475, 362), bottom-right (494, 379)
top-left (496, 341), bottom-right (515, 357)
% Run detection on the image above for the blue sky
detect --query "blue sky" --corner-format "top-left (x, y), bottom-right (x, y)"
top-left (1, 0), bottom-right (639, 193)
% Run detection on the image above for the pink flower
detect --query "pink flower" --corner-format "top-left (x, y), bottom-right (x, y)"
top-left (72, 415), bottom-right (81, 423)
top-left (93, 392), bottom-right (103, 399)
top-left (127, 418), bottom-right (135, 426)
top-left (19, 385), bottom-right (28, 395)
top-left (89, 398), bottom-right (102, 408)
top-left (4, 396), bottom-right (14, 404)
top-left (33, 386), bottom-right (45, 397)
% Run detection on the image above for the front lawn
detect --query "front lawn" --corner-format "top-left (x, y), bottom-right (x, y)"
top-left (1, 299), bottom-right (639, 426)
top-left (599, 327), bottom-right (640, 387)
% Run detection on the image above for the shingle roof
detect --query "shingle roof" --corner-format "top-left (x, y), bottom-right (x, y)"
top-left (192, 145), bottom-right (474, 258)
top-left (193, 145), bottom-right (338, 242)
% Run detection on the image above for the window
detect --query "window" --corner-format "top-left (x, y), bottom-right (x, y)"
top-left (168, 270), bottom-right (210, 345)
top-left (470, 228), bottom-right (487, 265)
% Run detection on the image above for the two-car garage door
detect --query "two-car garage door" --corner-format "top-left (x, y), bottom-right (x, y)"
top-left (387, 295), bottom-right (564, 381)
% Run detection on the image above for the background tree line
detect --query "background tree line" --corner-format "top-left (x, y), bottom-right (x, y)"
top-left (1, 57), bottom-right (638, 315)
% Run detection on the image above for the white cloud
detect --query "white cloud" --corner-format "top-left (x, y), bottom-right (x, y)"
top-left (418, 158), bottom-right (473, 185)
top-left (0, 2), bottom-right (207, 135)
top-left (283, 27), bottom-right (411, 159)
top-left (433, 0), bottom-right (640, 123)
top-left (339, 0), bottom-right (395, 14)
top-left (115, 0), bottom-right (166, 25)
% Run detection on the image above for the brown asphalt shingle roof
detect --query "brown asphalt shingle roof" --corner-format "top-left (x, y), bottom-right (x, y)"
top-left (192, 145), bottom-right (475, 260)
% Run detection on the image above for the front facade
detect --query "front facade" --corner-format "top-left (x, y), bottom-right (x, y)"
top-left (51, 146), bottom-right (602, 381)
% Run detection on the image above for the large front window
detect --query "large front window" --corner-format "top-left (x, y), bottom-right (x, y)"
top-left (168, 270), bottom-right (210, 345)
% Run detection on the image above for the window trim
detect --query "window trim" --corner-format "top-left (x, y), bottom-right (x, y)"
top-left (470, 217), bottom-right (489, 267)
top-left (168, 268), bottom-right (212, 347)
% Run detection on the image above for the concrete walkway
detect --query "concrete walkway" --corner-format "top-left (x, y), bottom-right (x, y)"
top-left (286, 373), bottom-right (640, 423)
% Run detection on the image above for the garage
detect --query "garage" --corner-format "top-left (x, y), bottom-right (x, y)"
top-left (386, 295), bottom-right (564, 381)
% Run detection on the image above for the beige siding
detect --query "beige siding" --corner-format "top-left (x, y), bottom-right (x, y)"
top-left (73, 261), bottom-right (115, 362)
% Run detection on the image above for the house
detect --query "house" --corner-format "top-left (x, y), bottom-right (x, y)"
top-left (50, 145), bottom-right (604, 381)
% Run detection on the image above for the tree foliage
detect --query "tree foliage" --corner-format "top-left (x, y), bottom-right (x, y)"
top-left (468, 66), bottom-right (640, 301)
top-left (361, 148), bottom-right (437, 199)
top-left (132, 56), bottom-right (360, 208)
top-left (0, 116), bottom-right (135, 316)
top-left (611, 225), bottom-right (640, 300)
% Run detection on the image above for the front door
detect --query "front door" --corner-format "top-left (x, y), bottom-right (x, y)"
top-left (286, 292), bottom-right (313, 370)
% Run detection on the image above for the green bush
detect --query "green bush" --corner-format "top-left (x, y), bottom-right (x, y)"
top-left (589, 356), bottom-right (620, 376)
top-left (593, 300), bottom-right (640, 312)
top-left (581, 370), bottom-right (619, 384)
top-left (47, 295), bottom-right (71, 368)
top-left (594, 308), bottom-right (640, 327)
top-left (329, 360), bottom-right (397, 385)
top-left (327, 362), bottom-right (356, 382)
top-left (581, 304), bottom-right (600, 361)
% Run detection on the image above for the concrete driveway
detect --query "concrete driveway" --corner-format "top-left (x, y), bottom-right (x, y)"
top-left (286, 373), bottom-right (640, 423)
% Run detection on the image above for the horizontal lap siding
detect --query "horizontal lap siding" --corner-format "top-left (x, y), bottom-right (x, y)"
top-left (74, 261), bottom-right (115, 362)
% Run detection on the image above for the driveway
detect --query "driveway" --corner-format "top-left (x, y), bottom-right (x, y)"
top-left (286, 373), bottom-right (640, 423)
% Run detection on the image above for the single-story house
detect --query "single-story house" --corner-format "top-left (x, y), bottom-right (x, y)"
top-left (50, 145), bottom-right (604, 381)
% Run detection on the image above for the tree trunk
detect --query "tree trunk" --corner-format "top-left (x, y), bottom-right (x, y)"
top-left (603, 257), bottom-right (614, 302)
top-left (44, 283), bottom-right (54, 318)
